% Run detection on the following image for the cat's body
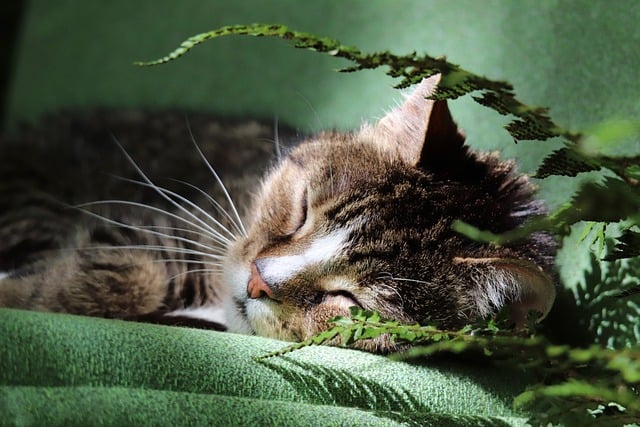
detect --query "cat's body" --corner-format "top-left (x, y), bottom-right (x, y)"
top-left (0, 76), bottom-right (556, 352)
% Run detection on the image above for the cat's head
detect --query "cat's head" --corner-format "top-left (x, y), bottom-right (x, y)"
top-left (222, 75), bottom-right (556, 352)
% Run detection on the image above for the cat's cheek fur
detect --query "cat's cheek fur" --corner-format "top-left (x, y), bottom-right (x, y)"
top-left (244, 299), bottom-right (293, 339)
top-left (248, 296), bottom-right (354, 342)
top-left (220, 259), bottom-right (254, 334)
top-left (303, 294), bottom-right (358, 333)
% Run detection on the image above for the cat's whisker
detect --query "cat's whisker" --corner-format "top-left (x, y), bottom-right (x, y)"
top-left (379, 283), bottom-right (405, 306)
top-left (110, 175), bottom-right (237, 242)
top-left (184, 121), bottom-right (247, 237)
top-left (110, 136), bottom-right (237, 242)
top-left (76, 200), bottom-right (231, 247)
top-left (294, 90), bottom-right (324, 130)
top-left (122, 243), bottom-right (224, 260)
top-left (191, 151), bottom-right (247, 237)
top-left (166, 178), bottom-right (244, 239)
top-left (133, 223), bottom-right (223, 242)
top-left (73, 208), bottom-right (228, 260)
top-left (72, 258), bottom-right (222, 274)
top-left (388, 276), bottom-right (434, 286)
top-left (166, 268), bottom-right (223, 284)
top-left (80, 244), bottom-right (226, 262)
top-left (273, 115), bottom-right (282, 161)
top-left (147, 258), bottom-right (222, 267)
top-left (359, 273), bottom-right (406, 308)
top-left (131, 231), bottom-right (226, 256)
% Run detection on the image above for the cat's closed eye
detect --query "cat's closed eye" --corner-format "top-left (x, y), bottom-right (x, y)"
top-left (284, 187), bottom-right (310, 239)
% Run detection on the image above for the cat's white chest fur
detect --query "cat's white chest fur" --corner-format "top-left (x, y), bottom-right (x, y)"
top-left (164, 305), bottom-right (227, 325)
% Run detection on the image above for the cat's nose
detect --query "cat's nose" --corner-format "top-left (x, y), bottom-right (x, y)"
top-left (247, 261), bottom-right (275, 299)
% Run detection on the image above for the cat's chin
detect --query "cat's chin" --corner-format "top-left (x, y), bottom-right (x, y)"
top-left (244, 299), bottom-right (298, 341)
top-left (220, 261), bottom-right (294, 340)
top-left (221, 259), bottom-right (364, 342)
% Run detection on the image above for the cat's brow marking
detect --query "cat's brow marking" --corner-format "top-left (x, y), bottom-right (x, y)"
top-left (258, 228), bottom-right (351, 284)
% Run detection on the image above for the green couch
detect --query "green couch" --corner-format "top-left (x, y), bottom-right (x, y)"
top-left (1, 308), bottom-right (531, 426)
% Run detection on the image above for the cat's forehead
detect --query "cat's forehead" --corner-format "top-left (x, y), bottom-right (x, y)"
top-left (285, 131), bottom-right (402, 180)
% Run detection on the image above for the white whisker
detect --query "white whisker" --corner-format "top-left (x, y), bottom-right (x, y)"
top-left (273, 115), bottom-right (282, 161)
top-left (109, 174), bottom-right (236, 242)
top-left (166, 178), bottom-right (244, 238)
top-left (110, 136), bottom-right (236, 243)
top-left (389, 276), bottom-right (434, 286)
top-left (76, 200), bottom-right (230, 247)
top-left (166, 268), bottom-right (223, 283)
top-left (379, 283), bottom-right (405, 306)
top-left (295, 90), bottom-right (324, 131)
top-left (80, 244), bottom-right (226, 262)
top-left (147, 258), bottom-right (222, 267)
top-left (74, 207), bottom-right (228, 258)
top-left (132, 223), bottom-right (227, 247)
top-left (184, 121), bottom-right (247, 237)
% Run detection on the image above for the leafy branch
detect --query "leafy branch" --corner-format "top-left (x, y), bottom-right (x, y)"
top-left (535, 119), bottom-right (640, 183)
top-left (255, 308), bottom-right (483, 360)
top-left (455, 117), bottom-right (640, 260)
top-left (135, 24), bottom-right (640, 183)
top-left (135, 23), bottom-right (576, 145)
top-left (259, 308), bottom-right (640, 426)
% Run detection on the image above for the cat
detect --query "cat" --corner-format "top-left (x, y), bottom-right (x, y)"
top-left (0, 75), bottom-right (556, 353)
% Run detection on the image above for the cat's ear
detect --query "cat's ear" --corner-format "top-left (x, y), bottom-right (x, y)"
top-left (372, 74), bottom-right (466, 168)
top-left (453, 257), bottom-right (556, 328)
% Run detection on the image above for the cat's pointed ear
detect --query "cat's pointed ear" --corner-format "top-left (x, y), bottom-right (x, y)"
top-left (372, 74), bottom-right (466, 167)
top-left (453, 257), bottom-right (556, 328)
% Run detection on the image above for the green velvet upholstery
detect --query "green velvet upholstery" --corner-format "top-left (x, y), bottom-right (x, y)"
top-left (0, 309), bottom-right (531, 426)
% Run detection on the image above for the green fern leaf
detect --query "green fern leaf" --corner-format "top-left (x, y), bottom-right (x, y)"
top-left (570, 177), bottom-right (640, 223)
top-left (535, 146), bottom-right (601, 178)
top-left (605, 229), bottom-right (640, 261)
top-left (136, 23), bottom-right (572, 145)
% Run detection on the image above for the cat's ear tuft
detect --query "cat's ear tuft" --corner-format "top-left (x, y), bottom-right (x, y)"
top-left (372, 74), bottom-right (466, 168)
top-left (454, 257), bottom-right (556, 329)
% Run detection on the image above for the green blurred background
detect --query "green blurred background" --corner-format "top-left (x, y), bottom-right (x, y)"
top-left (2, 0), bottom-right (640, 344)
top-left (4, 1), bottom-right (640, 205)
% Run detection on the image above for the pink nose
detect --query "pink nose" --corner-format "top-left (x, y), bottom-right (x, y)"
top-left (247, 262), bottom-right (274, 299)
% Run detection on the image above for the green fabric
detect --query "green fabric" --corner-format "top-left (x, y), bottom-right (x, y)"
top-left (0, 308), bottom-right (530, 426)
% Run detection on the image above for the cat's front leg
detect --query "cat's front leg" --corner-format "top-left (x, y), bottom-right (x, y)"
top-left (0, 245), bottom-right (168, 318)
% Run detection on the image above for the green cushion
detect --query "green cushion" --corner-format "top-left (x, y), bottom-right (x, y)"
top-left (0, 308), bottom-right (530, 426)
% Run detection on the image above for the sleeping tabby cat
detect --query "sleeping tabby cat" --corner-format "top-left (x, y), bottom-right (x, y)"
top-left (0, 75), bottom-right (556, 352)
